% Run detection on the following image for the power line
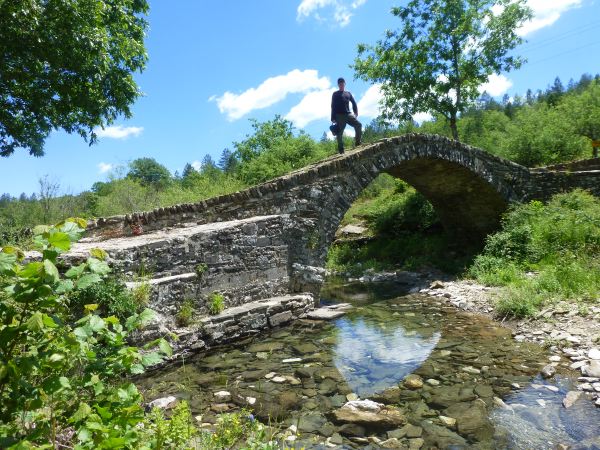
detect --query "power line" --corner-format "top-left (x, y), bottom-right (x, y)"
top-left (519, 21), bottom-right (600, 54)
top-left (527, 40), bottom-right (600, 66)
top-left (518, 19), bottom-right (600, 53)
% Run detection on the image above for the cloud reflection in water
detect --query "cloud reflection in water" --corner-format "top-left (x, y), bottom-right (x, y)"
top-left (332, 317), bottom-right (441, 396)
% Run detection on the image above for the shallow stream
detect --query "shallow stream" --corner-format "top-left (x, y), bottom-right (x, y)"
top-left (140, 282), bottom-right (600, 449)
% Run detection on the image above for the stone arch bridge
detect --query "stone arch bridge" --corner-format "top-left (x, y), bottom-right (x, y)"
top-left (67, 134), bottom-right (599, 350)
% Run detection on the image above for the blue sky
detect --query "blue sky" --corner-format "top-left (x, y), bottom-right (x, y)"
top-left (2, 0), bottom-right (599, 196)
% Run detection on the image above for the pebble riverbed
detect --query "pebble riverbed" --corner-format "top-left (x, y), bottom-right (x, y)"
top-left (140, 280), bottom-right (600, 449)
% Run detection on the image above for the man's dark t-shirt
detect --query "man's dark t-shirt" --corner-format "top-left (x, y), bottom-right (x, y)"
top-left (331, 90), bottom-right (358, 121)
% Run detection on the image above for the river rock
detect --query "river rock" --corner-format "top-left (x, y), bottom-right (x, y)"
top-left (331, 400), bottom-right (405, 429)
top-left (213, 390), bottom-right (231, 401)
top-left (439, 415), bottom-right (457, 429)
top-left (409, 438), bottom-right (425, 449)
top-left (404, 374), bottom-right (424, 389)
top-left (147, 396), bottom-right (177, 410)
top-left (293, 343), bottom-right (319, 354)
top-left (474, 384), bottom-right (494, 398)
top-left (210, 403), bottom-right (229, 413)
top-left (583, 360), bottom-right (600, 377)
top-left (420, 421), bottom-right (467, 448)
top-left (445, 400), bottom-right (493, 441)
top-left (589, 348), bottom-right (600, 360)
top-left (430, 280), bottom-right (445, 289)
top-left (247, 342), bottom-right (284, 353)
top-left (371, 386), bottom-right (403, 404)
top-left (338, 423), bottom-right (366, 437)
top-left (380, 437), bottom-right (403, 448)
top-left (240, 369), bottom-right (266, 381)
top-left (540, 364), bottom-right (556, 378)
top-left (428, 385), bottom-right (476, 409)
top-left (563, 391), bottom-right (583, 408)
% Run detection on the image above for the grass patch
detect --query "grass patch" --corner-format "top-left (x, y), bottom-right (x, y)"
top-left (176, 298), bottom-right (195, 327)
top-left (208, 292), bottom-right (225, 315)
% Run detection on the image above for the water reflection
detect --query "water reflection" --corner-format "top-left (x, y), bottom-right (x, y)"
top-left (333, 317), bottom-right (440, 396)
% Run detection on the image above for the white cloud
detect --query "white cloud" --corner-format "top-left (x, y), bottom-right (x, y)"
top-left (97, 162), bottom-right (113, 174)
top-left (358, 84), bottom-right (382, 119)
top-left (211, 69), bottom-right (330, 120)
top-left (520, 0), bottom-right (582, 35)
top-left (285, 88), bottom-right (332, 127)
top-left (191, 161), bottom-right (202, 171)
top-left (94, 125), bottom-right (144, 139)
top-left (297, 0), bottom-right (367, 27)
top-left (479, 73), bottom-right (513, 97)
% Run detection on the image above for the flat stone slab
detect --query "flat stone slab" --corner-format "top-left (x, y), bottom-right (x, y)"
top-left (307, 303), bottom-right (353, 320)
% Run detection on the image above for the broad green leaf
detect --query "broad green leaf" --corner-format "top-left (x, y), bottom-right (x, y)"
top-left (130, 363), bottom-right (145, 374)
top-left (90, 248), bottom-right (108, 260)
top-left (103, 437), bottom-right (128, 448)
top-left (72, 403), bottom-right (92, 422)
top-left (33, 225), bottom-right (51, 236)
top-left (19, 261), bottom-right (43, 278)
top-left (42, 315), bottom-right (58, 328)
top-left (74, 325), bottom-right (92, 339)
top-left (84, 303), bottom-right (99, 312)
top-left (0, 252), bottom-right (16, 273)
top-left (43, 259), bottom-right (60, 284)
top-left (138, 308), bottom-right (156, 326)
top-left (49, 353), bottom-right (65, 363)
top-left (88, 315), bottom-right (105, 332)
top-left (76, 273), bottom-right (102, 290)
top-left (56, 280), bottom-right (74, 294)
top-left (65, 264), bottom-right (86, 279)
top-left (1, 246), bottom-right (24, 260)
top-left (47, 232), bottom-right (71, 251)
top-left (141, 352), bottom-right (162, 367)
top-left (87, 257), bottom-right (110, 275)
top-left (26, 312), bottom-right (44, 331)
top-left (36, 284), bottom-right (53, 298)
top-left (59, 376), bottom-right (71, 389)
top-left (158, 338), bottom-right (173, 357)
top-left (66, 217), bottom-right (88, 229)
top-left (60, 221), bottom-right (84, 241)
top-left (42, 249), bottom-right (59, 262)
top-left (95, 405), bottom-right (112, 420)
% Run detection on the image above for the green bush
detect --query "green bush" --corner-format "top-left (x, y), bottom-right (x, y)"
top-left (0, 219), bottom-right (172, 448)
top-left (469, 190), bottom-right (600, 317)
top-left (70, 276), bottom-right (142, 321)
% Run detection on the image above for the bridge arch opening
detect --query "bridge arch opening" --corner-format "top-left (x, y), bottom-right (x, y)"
top-left (321, 156), bottom-right (510, 274)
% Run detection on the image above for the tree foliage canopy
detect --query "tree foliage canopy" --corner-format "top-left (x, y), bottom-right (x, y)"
top-left (354, 0), bottom-right (532, 140)
top-left (0, 0), bottom-right (149, 157)
top-left (127, 158), bottom-right (172, 188)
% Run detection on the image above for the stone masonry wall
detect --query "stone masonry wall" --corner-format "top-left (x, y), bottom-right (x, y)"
top-left (66, 215), bottom-right (297, 323)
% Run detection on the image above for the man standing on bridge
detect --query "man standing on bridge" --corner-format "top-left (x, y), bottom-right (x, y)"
top-left (331, 77), bottom-right (362, 154)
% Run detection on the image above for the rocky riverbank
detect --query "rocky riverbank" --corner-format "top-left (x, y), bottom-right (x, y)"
top-left (338, 268), bottom-right (600, 408)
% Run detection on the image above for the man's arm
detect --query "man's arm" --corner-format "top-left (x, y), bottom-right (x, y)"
top-left (350, 93), bottom-right (358, 116)
top-left (331, 92), bottom-right (336, 122)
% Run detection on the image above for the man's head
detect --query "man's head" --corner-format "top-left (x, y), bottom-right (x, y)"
top-left (337, 77), bottom-right (346, 91)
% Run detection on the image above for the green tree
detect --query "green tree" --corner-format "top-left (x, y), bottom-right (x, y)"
top-left (0, 0), bottom-right (149, 157)
top-left (559, 80), bottom-right (600, 157)
top-left (127, 158), bottom-right (172, 189)
top-left (233, 116), bottom-right (294, 163)
top-left (354, 0), bottom-right (532, 141)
